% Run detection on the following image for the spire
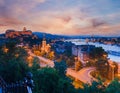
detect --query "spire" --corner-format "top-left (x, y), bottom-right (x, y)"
top-left (23, 27), bottom-right (27, 31)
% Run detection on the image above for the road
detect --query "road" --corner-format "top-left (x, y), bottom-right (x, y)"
top-left (67, 67), bottom-right (96, 84)
top-left (28, 50), bottom-right (96, 84)
top-left (28, 50), bottom-right (54, 67)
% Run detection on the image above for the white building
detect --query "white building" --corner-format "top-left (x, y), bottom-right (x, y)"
top-left (72, 45), bottom-right (95, 64)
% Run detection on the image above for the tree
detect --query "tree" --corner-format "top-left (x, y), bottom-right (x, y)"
top-left (89, 47), bottom-right (107, 60)
top-left (112, 62), bottom-right (118, 75)
top-left (54, 60), bottom-right (67, 77)
top-left (81, 78), bottom-right (106, 93)
top-left (89, 47), bottom-right (109, 79)
top-left (95, 59), bottom-right (109, 78)
top-left (66, 56), bottom-right (75, 67)
top-left (105, 78), bottom-right (120, 93)
top-left (75, 61), bottom-right (82, 71)
top-left (33, 67), bottom-right (77, 93)
top-left (30, 57), bottom-right (40, 73)
top-left (5, 41), bottom-right (18, 56)
top-left (0, 57), bottom-right (30, 83)
top-left (0, 42), bottom-right (30, 83)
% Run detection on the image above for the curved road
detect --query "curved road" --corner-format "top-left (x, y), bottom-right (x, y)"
top-left (67, 67), bottom-right (96, 84)
top-left (28, 50), bottom-right (96, 84)
top-left (28, 50), bottom-right (54, 67)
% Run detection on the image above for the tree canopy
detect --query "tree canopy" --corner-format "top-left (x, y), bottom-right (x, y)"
top-left (33, 67), bottom-right (77, 93)
top-left (0, 42), bottom-right (30, 83)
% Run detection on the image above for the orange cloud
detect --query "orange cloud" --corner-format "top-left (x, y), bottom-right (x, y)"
top-left (0, 0), bottom-right (120, 36)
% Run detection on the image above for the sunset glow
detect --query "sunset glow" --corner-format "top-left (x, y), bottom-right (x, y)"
top-left (0, 0), bottom-right (120, 36)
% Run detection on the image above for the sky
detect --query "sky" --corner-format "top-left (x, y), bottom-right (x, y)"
top-left (0, 0), bottom-right (120, 36)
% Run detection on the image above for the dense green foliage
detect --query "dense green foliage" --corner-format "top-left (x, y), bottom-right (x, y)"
top-left (54, 60), bottom-right (67, 77)
top-left (106, 78), bottom-right (120, 93)
top-left (33, 67), bottom-right (77, 93)
top-left (0, 42), bottom-right (30, 83)
top-left (79, 78), bottom-right (120, 93)
top-left (89, 47), bottom-right (107, 60)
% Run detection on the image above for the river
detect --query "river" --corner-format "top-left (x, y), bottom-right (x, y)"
top-left (65, 39), bottom-right (120, 63)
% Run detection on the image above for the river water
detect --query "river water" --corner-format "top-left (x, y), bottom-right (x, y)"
top-left (66, 39), bottom-right (120, 63)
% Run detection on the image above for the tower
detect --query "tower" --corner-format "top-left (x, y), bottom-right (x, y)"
top-left (41, 34), bottom-right (47, 52)
top-left (23, 27), bottom-right (27, 32)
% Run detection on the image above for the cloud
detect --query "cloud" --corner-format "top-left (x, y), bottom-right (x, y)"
top-left (54, 16), bottom-right (72, 23)
top-left (0, 17), bottom-right (23, 25)
top-left (0, 24), bottom-right (7, 27)
top-left (0, 0), bottom-right (46, 25)
top-left (90, 19), bottom-right (107, 27)
top-left (18, 9), bottom-right (120, 36)
top-left (0, 0), bottom-right (120, 36)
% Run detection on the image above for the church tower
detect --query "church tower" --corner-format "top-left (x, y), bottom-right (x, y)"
top-left (41, 34), bottom-right (47, 52)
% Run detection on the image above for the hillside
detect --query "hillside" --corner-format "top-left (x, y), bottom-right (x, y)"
top-left (33, 32), bottom-right (70, 39)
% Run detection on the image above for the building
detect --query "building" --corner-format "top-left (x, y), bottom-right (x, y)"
top-left (72, 45), bottom-right (95, 64)
top-left (41, 38), bottom-right (47, 52)
top-left (41, 36), bottom-right (51, 53)
top-left (5, 27), bottom-right (32, 38)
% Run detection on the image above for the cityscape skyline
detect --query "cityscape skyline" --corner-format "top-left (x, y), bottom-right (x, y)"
top-left (0, 0), bottom-right (120, 36)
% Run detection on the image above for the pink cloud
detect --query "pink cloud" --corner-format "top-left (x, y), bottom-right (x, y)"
top-left (0, 0), bottom-right (120, 36)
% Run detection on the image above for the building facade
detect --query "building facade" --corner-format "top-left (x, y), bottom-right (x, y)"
top-left (72, 45), bottom-right (95, 64)
top-left (41, 37), bottom-right (51, 53)
top-left (5, 27), bottom-right (32, 38)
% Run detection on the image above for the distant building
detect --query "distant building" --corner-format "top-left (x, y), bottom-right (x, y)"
top-left (72, 45), bottom-right (95, 64)
top-left (5, 27), bottom-right (32, 38)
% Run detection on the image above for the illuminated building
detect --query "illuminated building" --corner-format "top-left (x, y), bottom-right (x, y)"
top-left (41, 37), bottom-right (47, 52)
top-left (41, 35), bottom-right (51, 53)
top-left (5, 27), bottom-right (32, 38)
